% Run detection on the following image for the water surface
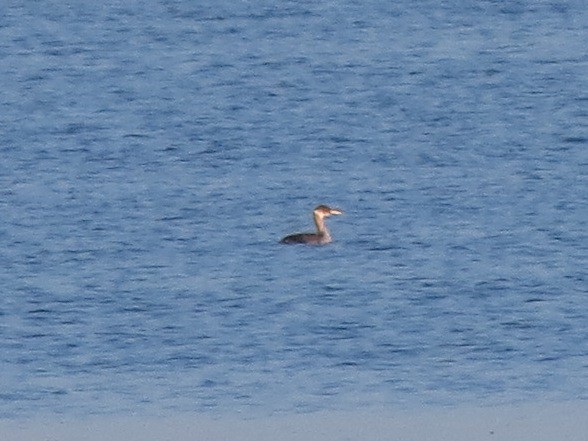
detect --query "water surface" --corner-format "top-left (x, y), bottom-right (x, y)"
top-left (1, 0), bottom-right (587, 418)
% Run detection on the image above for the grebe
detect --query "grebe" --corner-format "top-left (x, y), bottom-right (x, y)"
top-left (280, 205), bottom-right (343, 245)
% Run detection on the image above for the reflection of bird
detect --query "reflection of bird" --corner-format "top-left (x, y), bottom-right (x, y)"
top-left (280, 205), bottom-right (343, 245)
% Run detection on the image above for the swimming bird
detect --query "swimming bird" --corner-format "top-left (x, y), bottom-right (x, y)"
top-left (280, 205), bottom-right (343, 245)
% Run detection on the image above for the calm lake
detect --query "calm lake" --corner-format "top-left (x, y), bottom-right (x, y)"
top-left (1, 0), bottom-right (587, 418)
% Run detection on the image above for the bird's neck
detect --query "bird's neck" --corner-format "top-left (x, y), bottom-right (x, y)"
top-left (314, 214), bottom-right (331, 241)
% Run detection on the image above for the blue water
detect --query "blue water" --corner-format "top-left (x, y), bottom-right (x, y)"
top-left (1, 0), bottom-right (587, 419)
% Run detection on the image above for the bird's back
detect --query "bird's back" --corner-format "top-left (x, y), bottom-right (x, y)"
top-left (280, 233), bottom-right (325, 245)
